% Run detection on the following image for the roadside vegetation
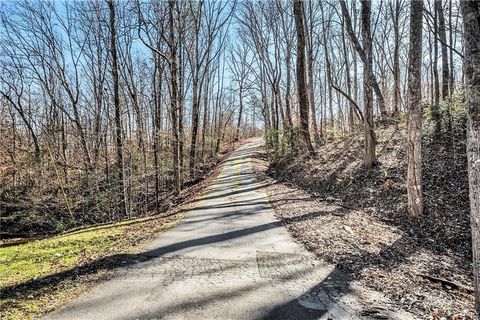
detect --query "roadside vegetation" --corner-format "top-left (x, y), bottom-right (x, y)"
top-left (0, 215), bottom-right (181, 320)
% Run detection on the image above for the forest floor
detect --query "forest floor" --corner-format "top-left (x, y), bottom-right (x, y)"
top-left (0, 142), bottom-right (242, 320)
top-left (251, 123), bottom-right (475, 320)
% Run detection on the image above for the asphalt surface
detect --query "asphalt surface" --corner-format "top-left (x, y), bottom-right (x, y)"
top-left (43, 141), bottom-right (415, 320)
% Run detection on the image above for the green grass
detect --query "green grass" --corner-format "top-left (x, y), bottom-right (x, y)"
top-left (0, 214), bottom-right (183, 320)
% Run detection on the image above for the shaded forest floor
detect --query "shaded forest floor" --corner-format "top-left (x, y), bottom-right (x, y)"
top-left (251, 122), bottom-right (475, 319)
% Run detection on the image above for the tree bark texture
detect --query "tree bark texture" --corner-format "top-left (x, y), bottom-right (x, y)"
top-left (407, 0), bottom-right (424, 217)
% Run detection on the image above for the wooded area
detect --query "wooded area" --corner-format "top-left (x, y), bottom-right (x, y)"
top-left (0, 0), bottom-right (260, 236)
top-left (1, 0), bottom-right (480, 318)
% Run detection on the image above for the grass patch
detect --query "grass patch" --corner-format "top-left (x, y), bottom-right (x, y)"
top-left (0, 214), bottom-right (183, 320)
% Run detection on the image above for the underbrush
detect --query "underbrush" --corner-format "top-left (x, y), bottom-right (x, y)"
top-left (264, 127), bottom-right (303, 159)
top-left (0, 144), bottom-right (234, 237)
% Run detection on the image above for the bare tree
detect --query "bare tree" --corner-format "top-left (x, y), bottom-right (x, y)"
top-left (361, 0), bottom-right (377, 168)
top-left (107, 0), bottom-right (127, 217)
top-left (406, 0), bottom-right (423, 217)
top-left (293, 0), bottom-right (315, 155)
top-left (461, 0), bottom-right (480, 313)
top-left (168, 0), bottom-right (181, 195)
top-left (390, 0), bottom-right (404, 116)
top-left (435, 0), bottom-right (450, 101)
top-left (304, 1), bottom-right (321, 145)
top-left (340, 0), bottom-right (387, 121)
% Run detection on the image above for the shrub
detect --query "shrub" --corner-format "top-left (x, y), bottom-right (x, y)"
top-left (264, 127), bottom-right (302, 160)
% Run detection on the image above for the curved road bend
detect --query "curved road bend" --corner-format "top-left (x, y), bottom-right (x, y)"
top-left (44, 140), bottom-right (415, 320)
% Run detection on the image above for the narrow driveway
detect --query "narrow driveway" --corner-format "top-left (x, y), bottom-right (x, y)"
top-left (44, 141), bottom-right (414, 320)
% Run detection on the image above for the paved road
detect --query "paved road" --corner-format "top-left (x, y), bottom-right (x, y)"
top-left (44, 141), bottom-right (414, 320)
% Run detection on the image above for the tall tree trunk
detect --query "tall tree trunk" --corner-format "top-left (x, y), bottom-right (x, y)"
top-left (325, 46), bottom-right (334, 131)
top-left (284, 45), bottom-right (294, 128)
top-left (391, 0), bottom-right (401, 116)
top-left (235, 84), bottom-right (244, 141)
top-left (341, 16), bottom-right (355, 131)
top-left (352, 0), bottom-right (359, 115)
top-left (305, 2), bottom-right (320, 145)
top-left (461, 0), bottom-right (480, 313)
top-left (361, 0), bottom-right (376, 167)
top-left (428, 30), bottom-right (435, 106)
top-left (407, 0), bottom-right (424, 217)
top-left (189, 73), bottom-right (200, 178)
top-left (435, 0), bottom-right (450, 101)
top-left (436, 0), bottom-right (452, 132)
top-left (432, 3), bottom-right (441, 133)
top-left (178, 50), bottom-right (185, 187)
top-left (320, 4), bottom-right (334, 133)
top-left (279, 5), bottom-right (294, 128)
top-left (448, 0), bottom-right (456, 95)
top-left (201, 65), bottom-right (210, 159)
top-left (340, 0), bottom-right (387, 120)
top-left (153, 57), bottom-right (163, 211)
top-left (168, 0), bottom-right (181, 195)
top-left (293, 0), bottom-right (315, 155)
top-left (108, 0), bottom-right (126, 218)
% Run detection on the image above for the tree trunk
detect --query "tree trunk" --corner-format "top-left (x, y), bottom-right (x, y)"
top-left (407, 0), bottom-right (424, 217)
top-left (168, 0), bottom-right (181, 195)
top-left (320, 5), bottom-right (334, 133)
top-left (432, 3), bottom-right (441, 134)
top-left (201, 65), bottom-right (210, 159)
top-left (361, 0), bottom-right (376, 168)
top-left (391, 0), bottom-right (401, 116)
top-left (341, 16), bottom-right (355, 130)
top-left (460, 0), bottom-right (480, 313)
top-left (189, 73), bottom-right (200, 178)
top-left (352, 0), bottom-right (359, 116)
top-left (435, 0), bottom-right (449, 101)
top-left (178, 50), bottom-right (185, 187)
top-left (448, 0), bottom-right (456, 95)
top-left (340, 0), bottom-right (387, 120)
top-left (235, 85), bottom-right (244, 141)
top-left (436, 0), bottom-right (452, 132)
top-left (305, 2), bottom-right (320, 145)
top-left (284, 45), bottom-right (294, 128)
top-left (108, 0), bottom-right (126, 218)
top-left (153, 57), bottom-right (163, 211)
top-left (293, 0), bottom-right (315, 155)
top-left (326, 47), bottom-right (334, 131)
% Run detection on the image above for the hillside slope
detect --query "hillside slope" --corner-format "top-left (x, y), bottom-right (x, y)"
top-left (252, 122), bottom-right (474, 319)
